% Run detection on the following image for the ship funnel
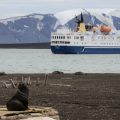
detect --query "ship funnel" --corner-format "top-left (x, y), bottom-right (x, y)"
top-left (76, 13), bottom-right (86, 33)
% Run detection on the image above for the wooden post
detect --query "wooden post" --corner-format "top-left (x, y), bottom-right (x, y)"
top-left (27, 76), bottom-right (31, 85)
top-left (44, 74), bottom-right (49, 86)
top-left (24, 78), bottom-right (28, 85)
top-left (21, 76), bottom-right (24, 83)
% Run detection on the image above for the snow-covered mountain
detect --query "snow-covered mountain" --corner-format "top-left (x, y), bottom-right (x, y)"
top-left (0, 14), bottom-right (57, 44)
top-left (0, 9), bottom-right (120, 44)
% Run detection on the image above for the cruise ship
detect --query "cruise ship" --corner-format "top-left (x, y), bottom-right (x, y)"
top-left (50, 13), bottom-right (120, 54)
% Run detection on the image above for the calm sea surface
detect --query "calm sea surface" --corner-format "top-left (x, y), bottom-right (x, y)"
top-left (0, 49), bottom-right (120, 73)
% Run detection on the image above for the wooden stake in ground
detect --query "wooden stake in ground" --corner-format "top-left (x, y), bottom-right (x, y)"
top-left (44, 74), bottom-right (49, 86)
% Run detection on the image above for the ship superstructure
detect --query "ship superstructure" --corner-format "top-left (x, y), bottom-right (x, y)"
top-left (50, 13), bottom-right (120, 54)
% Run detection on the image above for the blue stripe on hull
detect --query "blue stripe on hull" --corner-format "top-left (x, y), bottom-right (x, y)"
top-left (51, 46), bottom-right (120, 54)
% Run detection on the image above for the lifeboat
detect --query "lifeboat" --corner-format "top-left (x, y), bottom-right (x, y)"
top-left (100, 26), bottom-right (111, 33)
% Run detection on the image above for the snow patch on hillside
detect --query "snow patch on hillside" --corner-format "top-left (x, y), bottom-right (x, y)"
top-left (0, 16), bottom-right (26, 25)
top-left (54, 8), bottom-right (116, 25)
top-left (0, 14), bottom-right (44, 25)
top-left (29, 14), bottom-right (44, 21)
top-left (54, 21), bottom-right (61, 29)
top-left (54, 8), bottom-right (83, 25)
top-left (86, 8), bottom-right (115, 15)
top-left (37, 22), bottom-right (44, 31)
top-left (110, 9), bottom-right (120, 17)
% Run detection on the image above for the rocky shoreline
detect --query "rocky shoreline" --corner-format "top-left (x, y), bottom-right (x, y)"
top-left (0, 73), bottom-right (120, 120)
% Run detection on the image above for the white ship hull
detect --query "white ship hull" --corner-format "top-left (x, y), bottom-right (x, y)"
top-left (51, 32), bottom-right (120, 54)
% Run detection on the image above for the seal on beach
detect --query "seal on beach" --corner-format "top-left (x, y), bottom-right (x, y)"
top-left (52, 71), bottom-right (64, 74)
top-left (6, 83), bottom-right (29, 111)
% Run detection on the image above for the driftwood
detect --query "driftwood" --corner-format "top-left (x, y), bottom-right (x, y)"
top-left (2, 82), bottom-right (11, 88)
top-left (1, 76), bottom-right (32, 88)
top-left (9, 79), bottom-right (16, 88)
top-left (1, 79), bottom-right (16, 88)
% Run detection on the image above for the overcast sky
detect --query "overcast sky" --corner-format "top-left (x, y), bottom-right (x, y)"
top-left (0, 0), bottom-right (119, 19)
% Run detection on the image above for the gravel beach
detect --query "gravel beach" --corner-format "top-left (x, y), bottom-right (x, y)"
top-left (0, 73), bottom-right (120, 120)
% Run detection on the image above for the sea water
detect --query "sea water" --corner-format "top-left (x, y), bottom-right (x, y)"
top-left (0, 49), bottom-right (120, 73)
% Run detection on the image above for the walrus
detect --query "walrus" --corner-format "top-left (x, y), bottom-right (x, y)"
top-left (6, 83), bottom-right (29, 111)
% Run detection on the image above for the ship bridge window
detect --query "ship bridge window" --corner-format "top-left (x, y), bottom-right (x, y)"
top-left (63, 36), bottom-right (65, 39)
top-left (52, 40), bottom-right (70, 44)
top-left (74, 36), bottom-right (79, 39)
top-left (52, 41), bottom-right (57, 44)
top-left (67, 36), bottom-right (71, 39)
top-left (65, 41), bottom-right (70, 44)
top-left (58, 41), bottom-right (70, 44)
top-left (60, 41), bottom-right (64, 44)
top-left (80, 36), bottom-right (84, 41)
top-left (60, 36), bottom-right (63, 39)
top-left (61, 36), bottom-right (65, 39)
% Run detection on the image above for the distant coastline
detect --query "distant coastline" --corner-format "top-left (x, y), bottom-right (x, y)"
top-left (0, 42), bottom-right (50, 49)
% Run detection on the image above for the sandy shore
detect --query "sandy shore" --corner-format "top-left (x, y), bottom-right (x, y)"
top-left (0, 73), bottom-right (120, 120)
